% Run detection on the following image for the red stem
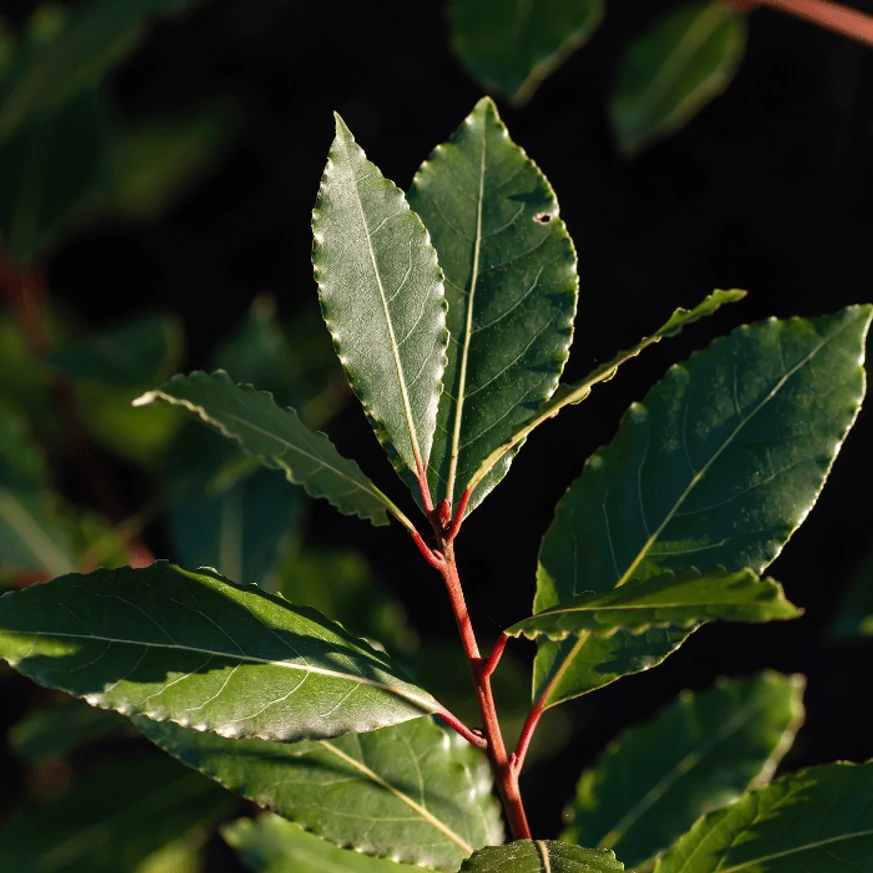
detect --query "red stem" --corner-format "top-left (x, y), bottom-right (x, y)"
top-left (513, 694), bottom-right (547, 777)
top-left (739, 0), bottom-right (873, 47)
top-left (439, 546), bottom-right (531, 840)
top-left (435, 706), bottom-right (487, 749)
top-left (445, 488), bottom-right (472, 543)
top-left (481, 632), bottom-right (508, 680)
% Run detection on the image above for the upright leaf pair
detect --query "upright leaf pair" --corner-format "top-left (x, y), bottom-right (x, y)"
top-left (313, 98), bottom-right (578, 515)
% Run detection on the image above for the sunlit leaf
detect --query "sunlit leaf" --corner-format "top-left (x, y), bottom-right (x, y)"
top-left (459, 841), bottom-right (624, 873)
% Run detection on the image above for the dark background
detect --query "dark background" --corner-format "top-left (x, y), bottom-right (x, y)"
top-left (3, 0), bottom-right (873, 861)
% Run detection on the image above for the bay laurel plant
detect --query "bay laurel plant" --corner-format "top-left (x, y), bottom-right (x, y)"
top-left (1, 98), bottom-right (872, 872)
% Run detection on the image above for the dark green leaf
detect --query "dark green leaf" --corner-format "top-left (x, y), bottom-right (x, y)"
top-left (459, 841), bottom-right (624, 873)
top-left (507, 569), bottom-right (800, 640)
top-left (108, 100), bottom-right (237, 222)
top-left (0, 88), bottom-right (108, 264)
top-left (139, 716), bottom-right (504, 871)
top-left (448, 0), bottom-right (604, 106)
top-left (564, 672), bottom-right (805, 868)
top-left (0, 400), bottom-right (48, 491)
top-left (654, 761), bottom-right (873, 873)
top-left (8, 696), bottom-right (132, 765)
top-left (0, 753), bottom-right (234, 873)
top-left (534, 306), bottom-right (871, 708)
top-left (408, 97), bottom-right (578, 513)
top-left (223, 814), bottom-right (419, 872)
top-left (468, 290), bottom-right (746, 497)
top-left (135, 370), bottom-right (396, 526)
top-left (0, 563), bottom-right (437, 741)
top-left (610, 2), bottom-right (748, 156)
top-left (312, 115), bottom-right (448, 481)
top-left (0, 488), bottom-right (78, 576)
top-left (829, 544), bottom-right (873, 639)
top-left (47, 313), bottom-right (183, 387)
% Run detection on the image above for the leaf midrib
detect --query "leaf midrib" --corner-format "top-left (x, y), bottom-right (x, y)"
top-left (346, 142), bottom-right (425, 475)
top-left (9, 628), bottom-right (435, 711)
top-left (319, 739), bottom-right (474, 856)
top-left (445, 115), bottom-right (486, 503)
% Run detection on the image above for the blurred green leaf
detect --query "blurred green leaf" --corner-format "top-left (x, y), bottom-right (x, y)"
top-left (223, 814), bottom-right (419, 873)
top-left (0, 488), bottom-right (78, 576)
top-left (0, 753), bottom-right (234, 873)
top-left (276, 548), bottom-right (418, 653)
top-left (829, 544), bottom-right (873, 639)
top-left (564, 672), bottom-right (805, 868)
top-left (134, 834), bottom-right (204, 873)
top-left (47, 313), bottom-right (183, 388)
top-left (448, 0), bottom-right (604, 106)
top-left (0, 400), bottom-right (48, 491)
top-left (108, 100), bottom-right (238, 222)
top-left (610, 1), bottom-right (747, 156)
top-left (8, 696), bottom-right (132, 766)
top-left (0, 88), bottom-right (109, 264)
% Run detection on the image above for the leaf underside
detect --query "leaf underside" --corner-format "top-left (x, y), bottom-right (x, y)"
top-left (139, 716), bottom-right (504, 872)
top-left (459, 841), bottom-right (624, 873)
top-left (653, 762), bottom-right (873, 873)
top-left (408, 97), bottom-right (578, 513)
top-left (135, 370), bottom-right (391, 526)
top-left (312, 114), bottom-right (448, 480)
top-left (564, 672), bottom-right (806, 868)
top-left (534, 306), bottom-right (871, 708)
top-left (448, 0), bottom-right (604, 106)
top-left (0, 563), bottom-right (436, 742)
top-left (507, 568), bottom-right (800, 641)
top-left (610, 1), bottom-right (748, 155)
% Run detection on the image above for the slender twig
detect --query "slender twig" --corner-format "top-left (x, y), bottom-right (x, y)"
top-left (445, 487), bottom-right (472, 543)
top-left (747, 0), bottom-right (873, 47)
top-left (481, 632), bottom-right (508, 680)
top-left (435, 706), bottom-right (488, 750)
top-left (513, 695), bottom-right (547, 776)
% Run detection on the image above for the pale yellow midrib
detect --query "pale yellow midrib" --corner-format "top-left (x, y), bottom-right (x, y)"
top-left (319, 740), bottom-right (474, 855)
top-left (348, 149), bottom-right (424, 474)
top-left (445, 121), bottom-right (486, 503)
top-left (11, 628), bottom-right (435, 711)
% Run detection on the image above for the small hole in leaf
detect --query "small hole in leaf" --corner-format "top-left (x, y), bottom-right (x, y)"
top-left (533, 212), bottom-right (552, 225)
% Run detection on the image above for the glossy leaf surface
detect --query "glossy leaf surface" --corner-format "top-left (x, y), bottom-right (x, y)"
top-left (223, 814), bottom-right (418, 873)
top-left (0, 753), bottom-right (233, 873)
top-left (408, 97), bottom-right (577, 512)
top-left (508, 569), bottom-right (800, 640)
top-left (459, 841), bottom-right (624, 873)
top-left (610, 2), bottom-right (747, 155)
top-left (534, 306), bottom-right (871, 707)
top-left (312, 115), bottom-right (447, 478)
top-left (135, 370), bottom-right (392, 526)
top-left (448, 0), bottom-right (604, 106)
top-left (47, 314), bottom-right (183, 388)
top-left (0, 563), bottom-right (437, 741)
top-left (140, 716), bottom-right (504, 871)
top-left (654, 762), bottom-right (873, 873)
top-left (468, 289), bottom-right (745, 496)
top-left (564, 672), bottom-right (805, 868)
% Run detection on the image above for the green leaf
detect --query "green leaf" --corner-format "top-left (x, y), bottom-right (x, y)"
top-left (468, 289), bottom-right (745, 496)
top-left (8, 695), bottom-right (132, 765)
top-left (312, 114), bottom-right (448, 481)
top-left (223, 814), bottom-right (419, 872)
top-left (0, 562), bottom-right (437, 741)
top-left (459, 841), bottom-right (624, 873)
top-left (610, 2), bottom-right (748, 156)
top-left (108, 100), bottom-right (237, 222)
top-left (564, 672), bottom-right (806, 869)
top-left (276, 548), bottom-right (418, 654)
top-left (135, 370), bottom-right (395, 527)
top-left (507, 569), bottom-right (800, 640)
top-left (653, 761), bottom-right (873, 873)
top-left (829, 544), bottom-right (873, 639)
top-left (0, 488), bottom-right (79, 576)
top-left (448, 0), bottom-right (604, 106)
top-left (534, 306), bottom-right (872, 708)
top-left (0, 753), bottom-right (234, 873)
top-left (0, 88), bottom-right (109, 264)
top-left (408, 97), bottom-right (578, 513)
top-left (47, 313), bottom-right (183, 388)
top-left (168, 428), bottom-right (303, 588)
top-left (139, 716), bottom-right (504, 871)
top-left (0, 400), bottom-right (48, 491)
